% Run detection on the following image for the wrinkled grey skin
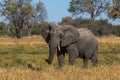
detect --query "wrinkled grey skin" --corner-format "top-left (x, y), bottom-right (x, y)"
top-left (41, 23), bottom-right (98, 68)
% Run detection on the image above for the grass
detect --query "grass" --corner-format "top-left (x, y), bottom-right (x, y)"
top-left (0, 35), bottom-right (120, 80)
top-left (0, 65), bottom-right (120, 80)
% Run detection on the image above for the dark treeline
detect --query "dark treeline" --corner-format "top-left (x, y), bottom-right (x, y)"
top-left (0, 22), bottom-right (46, 37)
top-left (0, 17), bottom-right (120, 37)
top-left (59, 16), bottom-right (120, 36)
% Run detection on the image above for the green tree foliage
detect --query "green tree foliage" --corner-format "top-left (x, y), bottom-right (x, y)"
top-left (59, 16), bottom-right (74, 25)
top-left (68, 0), bottom-right (109, 21)
top-left (0, 0), bottom-right (47, 38)
top-left (0, 22), bottom-right (8, 37)
top-left (108, 0), bottom-right (120, 19)
top-left (31, 22), bottom-right (48, 35)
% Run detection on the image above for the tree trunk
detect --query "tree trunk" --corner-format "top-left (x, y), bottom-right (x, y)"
top-left (27, 25), bottom-right (32, 37)
top-left (91, 13), bottom-right (95, 22)
top-left (15, 27), bottom-right (22, 38)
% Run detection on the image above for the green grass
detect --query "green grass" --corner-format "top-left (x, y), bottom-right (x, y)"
top-left (0, 45), bottom-right (49, 68)
top-left (0, 41), bottom-right (120, 68)
top-left (98, 43), bottom-right (120, 54)
top-left (0, 45), bottom-right (48, 54)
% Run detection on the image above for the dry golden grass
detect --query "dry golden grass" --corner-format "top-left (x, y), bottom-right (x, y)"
top-left (0, 65), bottom-right (120, 80)
top-left (0, 35), bottom-right (47, 45)
top-left (97, 35), bottom-right (120, 44)
top-left (0, 35), bottom-right (120, 45)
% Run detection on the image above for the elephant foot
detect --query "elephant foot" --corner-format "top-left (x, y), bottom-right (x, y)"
top-left (45, 59), bottom-right (51, 64)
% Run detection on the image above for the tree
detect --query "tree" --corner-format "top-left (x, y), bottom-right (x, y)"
top-left (0, 0), bottom-right (47, 38)
top-left (68, 0), bottom-right (109, 21)
top-left (0, 22), bottom-right (8, 36)
top-left (108, 0), bottom-right (120, 19)
top-left (59, 16), bottom-right (74, 25)
top-left (24, 1), bottom-right (47, 36)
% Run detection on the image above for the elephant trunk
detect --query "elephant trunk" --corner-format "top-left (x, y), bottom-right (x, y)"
top-left (47, 44), bottom-right (57, 64)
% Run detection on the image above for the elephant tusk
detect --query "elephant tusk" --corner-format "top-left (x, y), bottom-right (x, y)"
top-left (58, 46), bottom-right (60, 51)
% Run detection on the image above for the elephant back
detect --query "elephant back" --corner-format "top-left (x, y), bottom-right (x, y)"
top-left (77, 28), bottom-right (97, 42)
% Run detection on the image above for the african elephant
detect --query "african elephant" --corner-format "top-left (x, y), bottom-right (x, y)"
top-left (41, 23), bottom-right (98, 68)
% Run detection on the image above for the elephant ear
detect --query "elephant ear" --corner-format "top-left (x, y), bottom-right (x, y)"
top-left (60, 25), bottom-right (79, 47)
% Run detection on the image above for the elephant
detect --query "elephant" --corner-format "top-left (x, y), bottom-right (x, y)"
top-left (41, 23), bottom-right (98, 68)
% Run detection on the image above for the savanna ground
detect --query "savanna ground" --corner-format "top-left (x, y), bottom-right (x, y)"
top-left (0, 35), bottom-right (120, 80)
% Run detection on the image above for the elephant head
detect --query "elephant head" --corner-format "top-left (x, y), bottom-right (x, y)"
top-left (41, 23), bottom-right (79, 64)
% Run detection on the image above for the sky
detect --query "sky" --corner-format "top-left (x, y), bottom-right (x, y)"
top-left (40, 0), bottom-right (71, 23)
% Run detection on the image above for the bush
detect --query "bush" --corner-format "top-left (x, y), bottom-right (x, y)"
top-left (59, 17), bottom-right (120, 36)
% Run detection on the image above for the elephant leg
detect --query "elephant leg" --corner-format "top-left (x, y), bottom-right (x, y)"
top-left (69, 52), bottom-right (76, 65)
top-left (91, 57), bottom-right (98, 67)
top-left (67, 43), bottom-right (78, 65)
top-left (91, 50), bottom-right (98, 67)
top-left (83, 50), bottom-right (91, 68)
top-left (57, 48), bottom-right (65, 67)
top-left (83, 58), bottom-right (89, 68)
